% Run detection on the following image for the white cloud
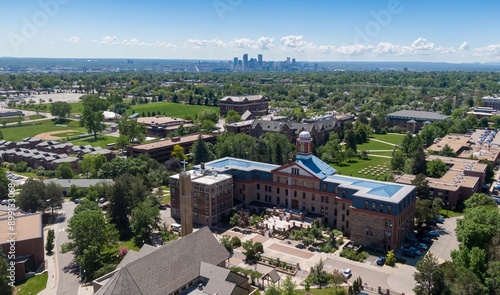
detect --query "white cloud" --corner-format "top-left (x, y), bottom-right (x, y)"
top-left (98, 36), bottom-right (118, 45)
top-left (280, 35), bottom-right (315, 52)
top-left (336, 44), bottom-right (374, 55)
top-left (459, 41), bottom-right (470, 51)
top-left (186, 39), bottom-right (226, 49)
top-left (66, 36), bottom-right (80, 43)
top-left (155, 41), bottom-right (176, 48)
top-left (122, 38), bottom-right (152, 46)
top-left (229, 36), bottom-right (275, 50)
top-left (474, 44), bottom-right (500, 56)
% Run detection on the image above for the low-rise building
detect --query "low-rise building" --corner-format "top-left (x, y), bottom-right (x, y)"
top-left (220, 95), bottom-right (269, 116)
top-left (136, 116), bottom-right (194, 138)
top-left (387, 110), bottom-right (449, 133)
top-left (93, 227), bottom-right (250, 295)
top-left (126, 134), bottom-right (217, 163)
top-left (0, 210), bottom-right (43, 282)
top-left (393, 155), bottom-right (487, 208)
top-left (481, 95), bottom-right (500, 111)
top-left (42, 179), bottom-right (114, 196)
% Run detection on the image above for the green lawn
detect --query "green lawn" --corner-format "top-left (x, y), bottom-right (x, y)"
top-left (297, 287), bottom-right (346, 295)
top-left (51, 131), bottom-right (86, 138)
top-left (440, 209), bottom-right (463, 218)
top-left (15, 272), bottom-right (48, 295)
top-left (0, 116), bottom-right (25, 124)
top-left (27, 114), bottom-right (46, 120)
top-left (357, 140), bottom-right (396, 151)
top-left (71, 136), bottom-right (118, 149)
top-left (334, 156), bottom-right (393, 180)
top-left (371, 133), bottom-right (406, 145)
top-left (117, 240), bottom-right (140, 252)
top-left (1, 120), bottom-right (88, 141)
top-left (15, 101), bottom-right (84, 114)
top-left (129, 102), bottom-right (219, 118)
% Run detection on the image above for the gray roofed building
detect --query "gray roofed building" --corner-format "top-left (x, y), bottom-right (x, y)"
top-left (387, 110), bottom-right (449, 121)
top-left (93, 227), bottom-right (244, 295)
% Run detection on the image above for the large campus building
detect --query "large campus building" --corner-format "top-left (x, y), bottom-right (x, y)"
top-left (170, 131), bottom-right (417, 251)
top-left (219, 95), bottom-right (269, 116)
top-left (387, 110), bottom-right (449, 133)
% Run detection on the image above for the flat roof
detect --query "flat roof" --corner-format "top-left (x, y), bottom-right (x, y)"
top-left (0, 211), bottom-right (42, 243)
top-left (43, 179), bottom-right (114, 187)
top-left (137, 117), bottom-right (191, 125)
top-left (171, 170), bottom-right (232, 185)
top-left (325, 174), bottom-right (414, 203)
top-left (225, 120), bottom-right (254, 127)
top-left (387, 110), bottom-right (449, 121)
top-left (203, 157), bottom-right (279, 172)
top-left (131, 134), bottom-right (216, 151)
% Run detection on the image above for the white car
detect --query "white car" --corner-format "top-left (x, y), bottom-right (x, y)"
top-left (343, 268), bottom-right (352, 279)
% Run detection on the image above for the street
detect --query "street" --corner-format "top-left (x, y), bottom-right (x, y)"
top-left (55, 201), bottom-right (79, 295)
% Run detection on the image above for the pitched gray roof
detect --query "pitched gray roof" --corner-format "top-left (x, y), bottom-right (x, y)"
top-left (220, 95), bottom-right (265, 102)
top-left (96, 227), bottom-right (229, 295)
top-left (387, 110), bottom-right (448, 121)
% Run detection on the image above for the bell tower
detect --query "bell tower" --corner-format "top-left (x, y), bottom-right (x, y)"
top-left (296, 131), bottom-right (313, 160)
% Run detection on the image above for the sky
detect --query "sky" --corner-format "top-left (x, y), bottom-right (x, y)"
top-left (1, 0), bottom-right (500, 63)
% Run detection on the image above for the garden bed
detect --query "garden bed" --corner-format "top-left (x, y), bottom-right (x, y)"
top-left (258, 256), bottom-right (298, 276)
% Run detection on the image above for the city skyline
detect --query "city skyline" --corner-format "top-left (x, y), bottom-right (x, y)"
top-left (1, 0), bottom-right (500, 63)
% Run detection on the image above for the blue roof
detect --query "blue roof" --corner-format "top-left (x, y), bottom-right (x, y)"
top-left (296, 156), bottom-right (337, 179)
top-left (207, 158), bottom-right (278, 171)
top-left (327, 175), bottom-right (403, 198)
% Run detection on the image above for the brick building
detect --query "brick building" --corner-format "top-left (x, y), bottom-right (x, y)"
top-left (394, 155), bottom-right (486, 208)
top-left (127, 134), bottom-right (217, 163)
top-left (219, 95), bottom-right (269, 116)
top-left (387, 110), bottom-right (449, 133)
top-left (136, 117), bottom-right (193, 138)
top-left (0, 210), bottom-right (43, 282)
top-left (171, 131), bottom-right (416, 251)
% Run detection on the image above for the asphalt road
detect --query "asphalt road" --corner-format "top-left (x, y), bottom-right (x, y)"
top-left (55, 201), bottom-right (79, 295)
top-left (428, 216), bottom-right (460, 261)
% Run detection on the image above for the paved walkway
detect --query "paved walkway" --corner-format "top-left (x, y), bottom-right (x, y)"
top-left (367, 154), bottom-right (392, 158)
top-left (370, 138), bottom-right (397, 146)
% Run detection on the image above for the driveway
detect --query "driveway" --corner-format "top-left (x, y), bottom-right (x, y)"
top-left (428, 216), bottom-right (460, 261)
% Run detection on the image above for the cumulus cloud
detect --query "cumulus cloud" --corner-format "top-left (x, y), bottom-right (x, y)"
top-left (122, 38), bottom-right (152, 46)
top-left (336, 44), bottom-right (374, 55)
top-left (459, 42), bottom-right (470, 51)
top-left (98, 36), bottom-right (118, 45)
top-left (155, 41), bottom-right (176, 48)
top-left (280, 35), bottom-right (315, 52)
top-left (66, 36), bottom-right (80, 43)
top-left (474, 44), bottom-right (500, 56)
top-left (229, 36), bottom-right (275, 50)
top-left (186, 39), bottom-right (226, 48)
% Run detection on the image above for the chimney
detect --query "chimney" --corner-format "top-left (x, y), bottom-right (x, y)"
top-left (201, 163), bottom-right (205, 169)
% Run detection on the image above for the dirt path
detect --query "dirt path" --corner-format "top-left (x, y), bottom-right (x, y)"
top-left (35, 130), bottom-right (80, 140)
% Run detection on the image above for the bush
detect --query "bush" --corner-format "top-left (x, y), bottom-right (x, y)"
top-left (339, 249), bottom-right (369, 262)
top-left (15, 161), bottom-right (28, 172)
top-left (320, 243), bottom-right (334, 253)
top-left (230, 236), bottom-right (241, 248)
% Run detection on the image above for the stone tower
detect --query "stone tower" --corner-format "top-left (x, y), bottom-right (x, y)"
top-left (179, 171), bottom-right (193, 237)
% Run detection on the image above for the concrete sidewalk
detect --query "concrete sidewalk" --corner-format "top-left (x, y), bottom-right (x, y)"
top-left (38, 223), bottom-right (60, 295)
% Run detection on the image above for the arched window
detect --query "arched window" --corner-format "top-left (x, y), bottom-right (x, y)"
top-left (364, 202), bottom-right (369, 209)
top-left (379, 204), bottom-right (384, 213)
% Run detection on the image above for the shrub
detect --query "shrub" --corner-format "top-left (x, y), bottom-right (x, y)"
top-left (339, 249), bottom-right (369, 262)
top-left (230, 236), bottom-right (241, 248)
top-left (386, 250), bottom-right (397, 266)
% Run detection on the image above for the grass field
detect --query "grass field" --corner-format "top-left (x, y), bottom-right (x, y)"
top-left (128, 102), bottom-right (219, 118)
top-left (371, 133), bottom-right (406, 145)
top-left (27, 114), bottom-right (46, 120)
top-left (15, 272), bottom-right (48, 295)
top-left (117, 239), bottom-right (141, 252)
top-left (51, 131), bottom-right (86, 138)
top-left (297, 287), bottom-right (346, 295)
top-left (334, 156), bottom-right (393, 180)
top-left (357, 140), bottom-right (396, 151)
top-left (71, 135), bottom-right (117, 149)
top-left (15, 101), bottom-right (85, 114)
top-left (1, 120), bottom-right (88, 141)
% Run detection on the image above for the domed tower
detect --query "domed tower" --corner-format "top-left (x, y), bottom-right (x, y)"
top-left (296, 131), bottom-right (313, 160)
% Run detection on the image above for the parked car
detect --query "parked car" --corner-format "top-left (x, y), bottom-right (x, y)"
top-left (426, 230), bottom-right (439, 238)
top-left (159, 204), bottom-right (169, 210)
top-left (408, 247), bottom-right (422, 255)
top-left (402, 249), bottom-right (417, 258)
top-left (376, 256), bottom-right (386, 266)
top-left (73, 198), bottom-right (79, 204)
top-left (342, 268), bottom-right (352, 279)
top-left (99, 198), bottom-right (107, 204)
top-left (437, 216), bottom-right (444, 223)
top-left (420, 237), bottom-right (433, 244)
top-left (0, 199), bottom-right (8, 205)
top-left (416, 243), bottom-right (428, 251)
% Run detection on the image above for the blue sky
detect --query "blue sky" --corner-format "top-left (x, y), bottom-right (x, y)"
top-left (1, 0), bottom-right (499, 62)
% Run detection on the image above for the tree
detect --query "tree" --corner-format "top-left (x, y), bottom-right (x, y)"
top-left (438, 144), bottom-right (455, 157)
top-left (464, 193), bottom-right (497, 208)
top-left (426, 159), bottom-right (448, 178)
top-left (225, 110), bottom-right (241, 124)
top-left (80, 95), bottom-right (108, 140)
top-left (242, 240), bottom-right (263, 263)
top-left (220, 235), bottom-right (233, 252)
top-left (18, 178), bottom-right (47, 213)
top-left (386, 250), bottom-right (396, 266)
top-left (46, 229), bottom-right (55, 254)
top-left (116, 135), bottom-right (129, 154)
top-left (0, 254), bottom-right (13, 295)
top-left (331, 269), bottom-right (348, 292)
top-left (391, 151), bottom-right (406, 172)
top-left (414, 252), bottom-right (444, 295)
top-left (412, 173), bottom-right (430, 199)
top-left (198, 109), bottom-right (219, 123)
top-left (264, 284), bottom-right (281, 295)
top-left (118, 117), bottom-right (147, 143)
top-left (456, 206), bottom-right (500, 250)
top-left (401, 133), bottom-right (414, 157)
top-left (171, 144), bottom-right (187, 161)
top-left (281, 276), bottom-right (297, 295)
top-left (56, 162), bottom-right (73, 179)
top-left (45, 181), bottom-right (64, 217)
top-left (50, 101), bottom-right (72, 120)
top-left (412, 147), bottom-right (427, 175)
top-left (64, 209), bottom-right (118, 282)
top-left (345, 129), bottom-right (357, 152)
top-left (130, 199), bottom-right (161, 246)
top-left (79, 154), bottom-right (106, 178)
top-left (479, 159), bottom-right (495, 181)
top-left (308, 259), bottom-right (330, 289)
top-left (191, 135), bottom-right (212, 165)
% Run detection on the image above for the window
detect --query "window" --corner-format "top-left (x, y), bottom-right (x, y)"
top-left (312, 194), bottom-right (315, 201)
top-left (325, 196), bottom-right (329, 203)
top-left (286, 189), bottom-right (288, 196)
top-left (323, 184), bottom-right (327, 190)
top-left (205, 195), bottom-right (209, 201)
top-left (276, 188), bottom-right (280, 194)
top-left (387, 206), bottom-right (392, 214)
top-left (302, 192), bottom-right (306, 199)
top-left (265, 185), bottom-right (267, 191)
top-left (342, 203), bottom-right (345, 210)
top-left (342, 214), bottom-right (345, 222)
top-left (365, 202), bottom-right (369, 209)
top-left (311, 205), bottom-right (315, 212)
top-left (257, 184), bottom-right (260, 190)
top-left (346, 221), bottom-right (349, 229)
top-left (334, 208), bottom-right (337, 216)
top-left (346, 209), bottom-right (349, 216)
top-left (372, 202), bottom-right (376, 211)
top-left (303, 181), bottom-right (306, 187)
top-left (321, 196), bottom-right (325, 203)
top-left (292, 168), bottom-right (299, 175)
top-left (257, 193), bottom-right (260, 200)
top-left (320, 206), bottom-right (324, 213)
top-left (242, 184), bottom-right (245, 191)
top-left (294, 191), bottom-right (297, 197)
top-left (379, 204), bottom-right (384, 213)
